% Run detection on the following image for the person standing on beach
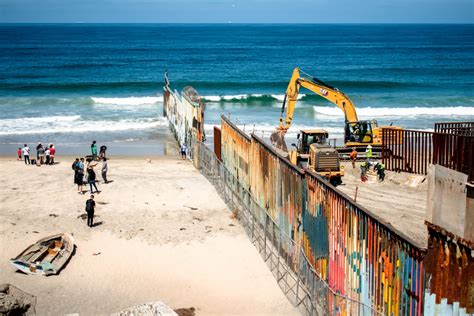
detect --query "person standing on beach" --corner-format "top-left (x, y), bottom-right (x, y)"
top-left (44, 147), bottom-right (50, 165)
top-left (49, 144), bottom-right (55, 165)
top-left (22, 144), bottom-right (30, 165)
top-left (76, 158), bottom-right (85, 194)
top-left (101, 157), bottom-right (108, 184)
top-left (180, 143), bottom-right (187, 160)
top-left (17, 147), bottom-right (21, 161)
top-left (349, 147), bottom-right (358, 169)
top-left (72, 157), bottom-right (79, 183)
top-left (85, 195), bottom-right (95, 228)
top-left (91, 141), bottom-right (98, 161)
top-left (36, 143), bottom-right (42, 160)
top-left (38, 145), bottom-right (45, 164)
top-left (87, 164), bottom-right (100, 194)
top-left (99, 145), bottom-right (107, 159)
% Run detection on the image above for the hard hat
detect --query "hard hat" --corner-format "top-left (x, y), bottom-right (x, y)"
top-left (367, 145), bottom-right (372, 148)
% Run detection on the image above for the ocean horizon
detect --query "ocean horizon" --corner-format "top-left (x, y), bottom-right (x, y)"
top-left (1, 23), bottom-right (473, 155)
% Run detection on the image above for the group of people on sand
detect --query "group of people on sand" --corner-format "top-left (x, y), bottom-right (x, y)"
top-left (73, 141), bottom-right (109, 195)
top-left (18, 143), bottom-right (56, 166)
top-left (77, 141), bottom-right (109, 228)
top-left (349, 145), bottom-right (385, 183)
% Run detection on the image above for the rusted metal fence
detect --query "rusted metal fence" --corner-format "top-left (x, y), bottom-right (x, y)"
top-left (382, 128), bottom-right (433, 175)
top-left (195, 140), bottom-right (386, 315)
top-left (434, 122), bottom-right (474, 136)
top-left (432, 133), bottom-right (474, 181)
top-left (305, 170), bottom-right (425, 315)
top-left (213, 126), bottom-right (221, 161)
top-left (382, 127), bottom-right (474, 181)
top-left (194, 140), bottom-right (321, 314)
top-left (423, 222), bottom-right (473, 315)
top-left (162, 79), bottom-right (471, 315)
top-left (194, 116), bottom-right (427, 315)
top-left (221, 115), bottom-right (252, 191)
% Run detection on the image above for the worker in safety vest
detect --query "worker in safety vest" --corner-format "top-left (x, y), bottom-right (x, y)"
top-left (374, 162), bottom-right (386, 182)
top-left (365, 145), bottom-right (373, 165)
top-left (349, 147), bottom-right (358, 169)
top-left (360, 161), bottom-right (369, 182)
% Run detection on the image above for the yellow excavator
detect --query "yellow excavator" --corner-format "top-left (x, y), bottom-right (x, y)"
top-left (271, 67), bottom-right (401, 157)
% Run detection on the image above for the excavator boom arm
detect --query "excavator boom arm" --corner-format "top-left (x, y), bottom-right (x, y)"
top-left (278, 68), bottom-right (359, 130)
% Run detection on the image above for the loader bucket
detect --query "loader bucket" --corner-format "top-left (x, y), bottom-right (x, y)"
top-left (270, 129), bottom-right (288, 151)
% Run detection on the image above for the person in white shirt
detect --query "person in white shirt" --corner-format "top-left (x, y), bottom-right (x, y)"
top-left (180, 143), bottom-right (187, 160)
top-left (22, 144), bottom-right (30, 165)
top-left (45, 147), bottom-right (50, 165)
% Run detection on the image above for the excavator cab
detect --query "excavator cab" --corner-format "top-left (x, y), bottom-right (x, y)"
top-left (289, 129), bottom-right (329, 167)
top-left (296, 129), bottom-right (329, 154)
top-left (345, 120), bottom-right (375, 144)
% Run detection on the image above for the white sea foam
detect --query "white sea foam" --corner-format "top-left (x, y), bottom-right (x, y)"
top-left (202, 94), bottom-right (305, 102)
top-left (0, 116), bottom-right (168, 135)
top-left (91, 96), bottom-right (161, 105)
top-left (313, 106), bottom-right (474, 118)
top-left (204, 123), bottom-right (346, 138)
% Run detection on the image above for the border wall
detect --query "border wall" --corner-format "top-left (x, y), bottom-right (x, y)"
top-left (423, 222), bottom-right (473, 315)
top-left (220, 116), bottom-right (427, 315)
top-left (382, 128), bottom-right (474, 182)
top-left (163, 83), bottom-right (472, 315)
top-left (434, 122), bottom-right (474, 136)
top-left (163, 78), bottom-right (205, 156)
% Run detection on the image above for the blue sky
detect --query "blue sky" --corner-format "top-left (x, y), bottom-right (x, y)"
top-left (1, 0), bottom-right (473, 23)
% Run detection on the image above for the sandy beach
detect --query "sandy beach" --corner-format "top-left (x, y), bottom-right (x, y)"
top-left (338, 162), bottom-right (428, 247)
top-left (0, 155), bottom-right (299, 315)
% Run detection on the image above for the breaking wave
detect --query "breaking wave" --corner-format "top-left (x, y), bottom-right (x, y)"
top-left (0, 116), bottom-right (168, 135)
top-left (202, 94), bottom-right (307, 103)
top-left (313, 106), bottom-right (474, 118)
top-left (91, 96), bottom-right (161, 105)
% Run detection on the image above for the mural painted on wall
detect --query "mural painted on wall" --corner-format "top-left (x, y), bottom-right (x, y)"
top-left (163, 79), bottom-right (472, 315)
top-left (221, 116), bottom-right (252, 191)
top-left (305, 171), bottom-right (425, 315)
top-left (220, 116), bottom-right (428, 316)
top-left (250, 134), bottom-right (305, 255)
top-left (163, 72), bottom-right (205, 156)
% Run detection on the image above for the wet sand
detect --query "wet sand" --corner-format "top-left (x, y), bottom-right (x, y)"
top-left (0, 156), bottom-right (299, 315)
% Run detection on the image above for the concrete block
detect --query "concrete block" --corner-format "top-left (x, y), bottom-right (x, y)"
top-left (426, 164), bottom-right (473, 241)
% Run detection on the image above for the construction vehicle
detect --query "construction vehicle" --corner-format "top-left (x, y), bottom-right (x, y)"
top-left (308, 144), bottom-right (344, 186)
top-left (288, 129), bottom-right (329, 166)
top-left (270, 67), bottom-right (402, 157)
top-left (286, 129), bottom-right (344, 185)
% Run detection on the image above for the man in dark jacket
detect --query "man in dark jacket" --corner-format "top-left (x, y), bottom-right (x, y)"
top-left (85, 195), bottom-right (96, 227)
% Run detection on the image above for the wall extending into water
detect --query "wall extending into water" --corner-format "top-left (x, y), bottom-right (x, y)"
top-left (164, 83), bottom-right (472, 315)
top-left (163, 78), bottom-right (205, 155)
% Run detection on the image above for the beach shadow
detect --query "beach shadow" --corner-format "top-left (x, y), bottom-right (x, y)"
top-left (92, 221), bottom-right (104, 227)
top-left (105, 180), bottom-right (114, 184)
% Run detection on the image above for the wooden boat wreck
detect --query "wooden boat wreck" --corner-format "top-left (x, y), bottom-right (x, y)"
top-left (10, 233), bottom-right (74, 276)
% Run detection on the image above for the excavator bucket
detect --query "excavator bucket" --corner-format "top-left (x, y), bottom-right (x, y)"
top-left (270, 129), bottom-right (288, 152)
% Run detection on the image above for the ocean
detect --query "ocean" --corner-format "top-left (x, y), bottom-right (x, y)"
top-left (1, 24), bottom-right (473, 155)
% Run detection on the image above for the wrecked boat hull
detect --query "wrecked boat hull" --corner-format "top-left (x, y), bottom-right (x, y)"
top-left (10, 233), bottom-right (75, 276)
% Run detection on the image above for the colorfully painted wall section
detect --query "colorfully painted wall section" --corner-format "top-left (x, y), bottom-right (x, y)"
top-left (305, 170), bottom-right (425, 315)
top-left (219, 117), bottom-right (428, 315)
